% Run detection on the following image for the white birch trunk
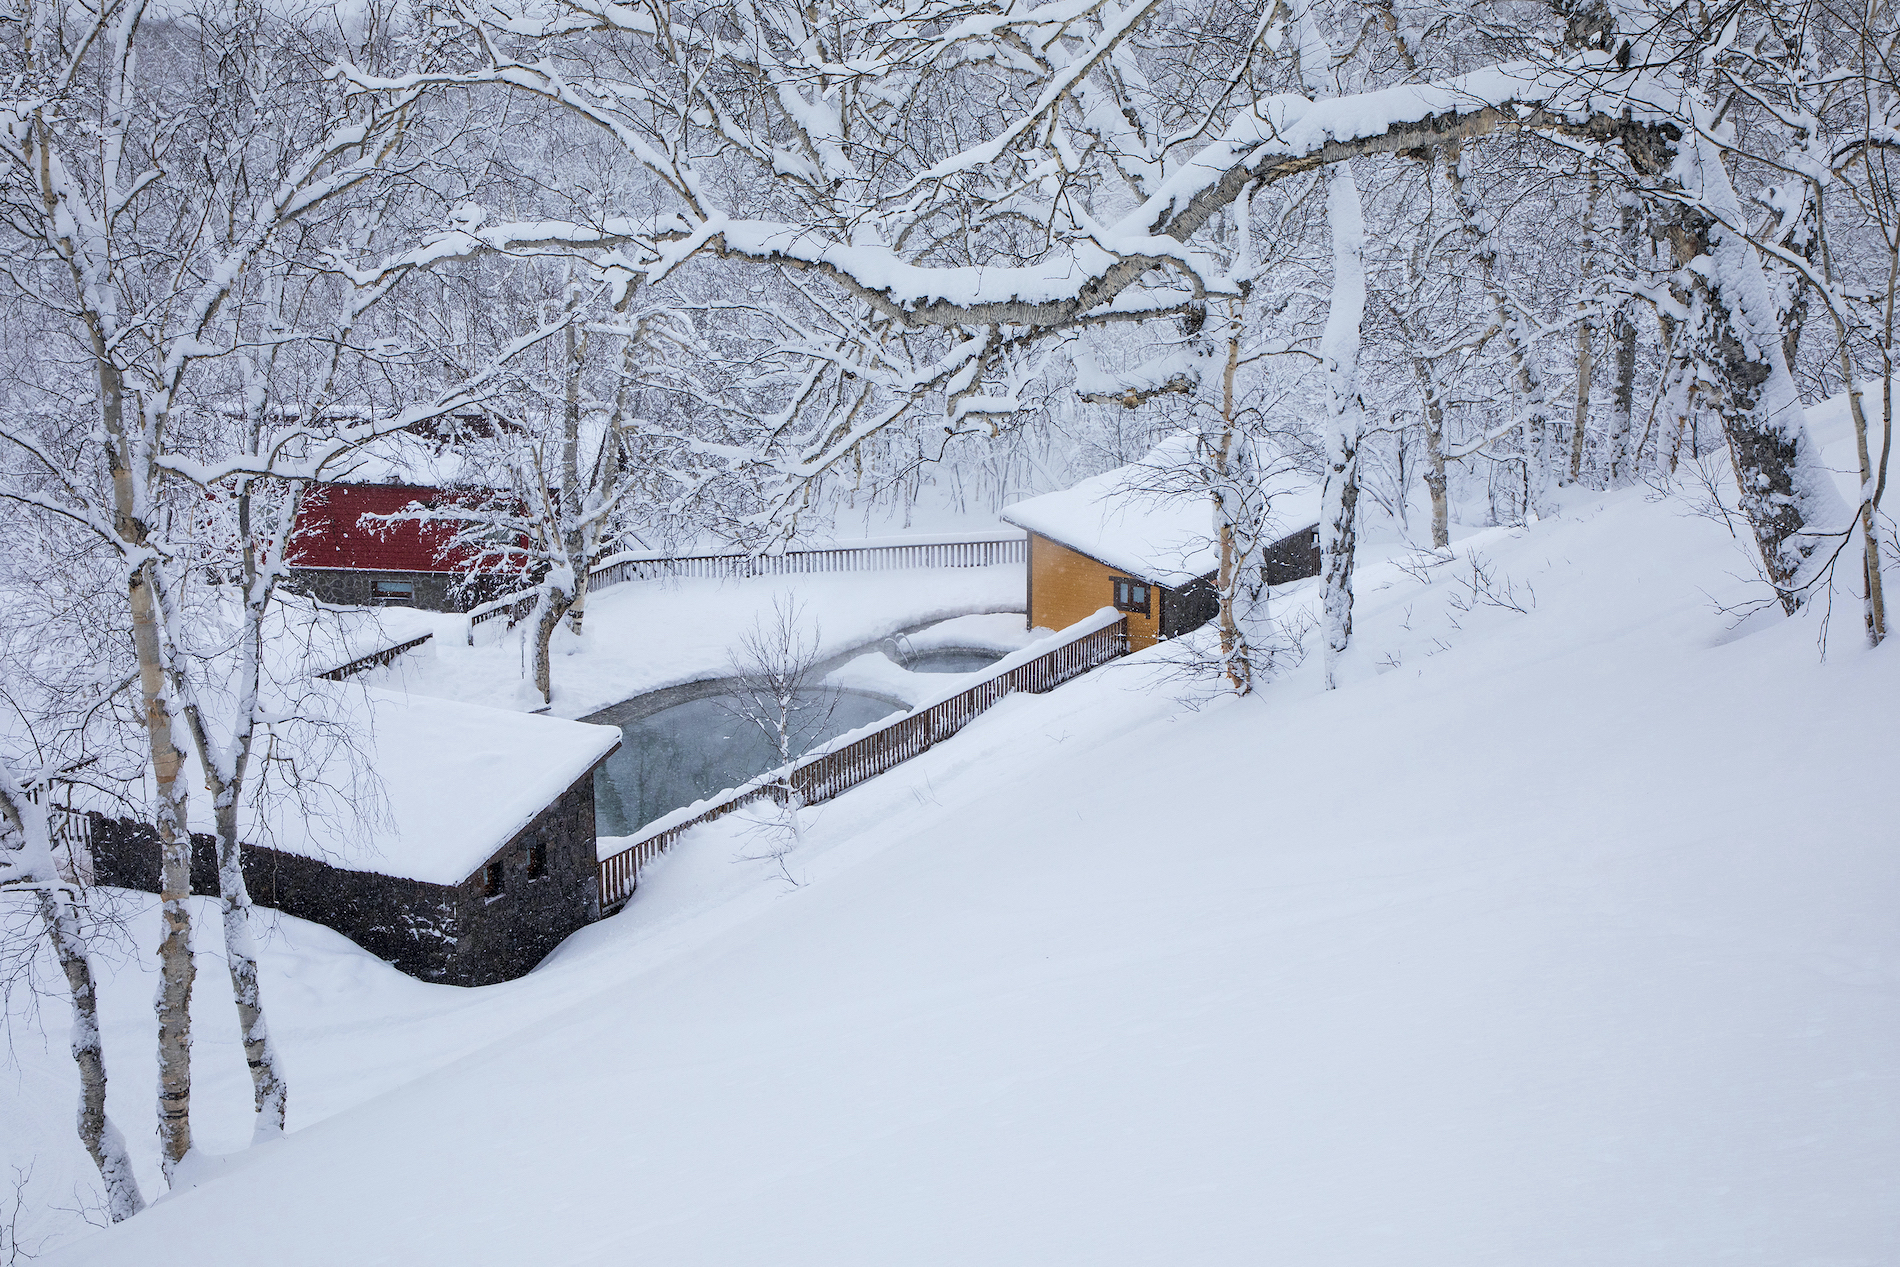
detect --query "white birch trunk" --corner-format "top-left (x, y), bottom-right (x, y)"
top-left (1677, 125), bottom-right (1853, 607)
top-left (1604, 198), bottom-right (1641, 487)
top-left (1319, 160), bottom-right (1368, 688)
top-left (1570, 169), bottom-right (1600, 485)
top-left (0, 771), bottom-right (146, 1221)
top-left (1450, 151), bottom-right (1555, 516)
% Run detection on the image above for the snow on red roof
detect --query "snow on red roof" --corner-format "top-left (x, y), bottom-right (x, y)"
top-left (287, 483), bottom-right (513, 574)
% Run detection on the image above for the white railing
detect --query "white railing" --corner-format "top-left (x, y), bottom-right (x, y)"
top-left (587, 531), bottom-right (1026, 588)
top-left (467, 531), bottom-right (1029, 644)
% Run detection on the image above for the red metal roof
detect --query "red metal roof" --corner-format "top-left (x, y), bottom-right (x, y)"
top-left (287, 483), bottom-right (515, 574)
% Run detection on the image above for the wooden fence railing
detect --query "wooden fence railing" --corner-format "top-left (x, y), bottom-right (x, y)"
top-left (317, 633), bottom-right (434, 682)
top-left (587, 532), bottom-right (1025, 588)
top-left (466, 592), bottom-right (538, 641)
top-left (596, 613), bottom-right (1129, 914)
top-left (467, 532), bottom-right (1027, 646)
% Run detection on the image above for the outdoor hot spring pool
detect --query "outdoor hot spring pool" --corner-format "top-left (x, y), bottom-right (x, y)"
top-left (900, 648), bottom-right (1002, 674)
top-left (593, 645), bottom-right (1006, 836)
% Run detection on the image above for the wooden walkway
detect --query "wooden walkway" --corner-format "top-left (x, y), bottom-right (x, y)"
top-left (596, 612), bottom-right (1130, 914)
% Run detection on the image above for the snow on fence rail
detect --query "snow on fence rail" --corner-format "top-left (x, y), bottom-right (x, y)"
top-left (317, 633), bottom-right (434, 682)
top-left (468, 531), bottom-right (1027, 644)
top-left (466, 591), bottom-right (538, 641)
top-left (587, 531), bottom-right (1026, 587)
top-left (596, 610), bottom-right (1129, 914)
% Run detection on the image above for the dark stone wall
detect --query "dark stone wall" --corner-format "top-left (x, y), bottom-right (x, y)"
top-left (445, 775), bottom-right (602, 984)
top-left (90, 816), bottom-right (464, 981)
top-left (84, 769), bottom-right (603, 988)
top-left (285, 568), bottom-right (512, 614)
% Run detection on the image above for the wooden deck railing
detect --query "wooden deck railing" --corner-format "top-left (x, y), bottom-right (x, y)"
top-left (588, 532), bottom-right (1025, 588)
top-left (317, 633), bottom-right (434, 682)
top-left (596, 613), bottom-right (1129, 914)
top-left (466, 592), bottom-right (538, 641)
top-left (467, 532), bottom-right (1027, 646)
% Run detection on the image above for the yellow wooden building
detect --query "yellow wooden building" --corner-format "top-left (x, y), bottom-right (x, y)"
top-left (1001, 450), bottom-right (1321, 649)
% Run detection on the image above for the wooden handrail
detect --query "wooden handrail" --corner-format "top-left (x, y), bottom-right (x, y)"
top-left (588, 533), bottom-right (1026, 590)
top-left (596, 615), bottom-right (1129, 914)
top-left (317, 633), bottom-right (434, 682)
top-left (465, 533), bottom-right (1027, 645)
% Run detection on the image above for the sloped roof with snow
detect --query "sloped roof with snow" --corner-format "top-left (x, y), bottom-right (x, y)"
top-left (1000, 438), bottom-right (1323, 588)
top-left (286, 483), bottom-right (517, 575)
top-left (217, 686), bottom-right (621, 886)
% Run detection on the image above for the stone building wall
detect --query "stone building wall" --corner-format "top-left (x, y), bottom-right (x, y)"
top-left (287, 567), bottom-right (458, 611)
top-left (85, 769), bottom-right (603, 987)
top-left (446, 774), bottom-right (602, 984)
top-left (285, 568), bottom-right (515, 614)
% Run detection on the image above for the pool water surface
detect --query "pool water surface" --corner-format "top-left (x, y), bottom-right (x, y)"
top-left (594, 688), bottom-right (902, 836)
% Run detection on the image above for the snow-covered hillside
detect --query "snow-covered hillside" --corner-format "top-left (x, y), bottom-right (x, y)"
top-left (9, 477), bottom-right (1897, 1265)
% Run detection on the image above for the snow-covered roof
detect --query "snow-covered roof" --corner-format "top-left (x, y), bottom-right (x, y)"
top-left (1000, 438), bottom-right (1322, 588)
top-left (214, 686), bottom-right (621, 887)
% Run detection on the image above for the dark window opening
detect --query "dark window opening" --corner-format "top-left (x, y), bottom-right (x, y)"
top-left (483, 860), bottom-right (505, 897)
top-left (371, 578), bottom-right (416, 605)
top-left (1112, 577), bottom-right (1151, 615)
top-left (527, 842), bottom-right (547, 879)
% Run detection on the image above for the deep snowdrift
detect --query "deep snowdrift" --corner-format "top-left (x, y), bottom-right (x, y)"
top-left (10, 476), bottom-right (1898, 1265)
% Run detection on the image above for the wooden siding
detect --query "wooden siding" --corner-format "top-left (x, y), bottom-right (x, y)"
top-left (1028, 533), bottom-right (1164, 649)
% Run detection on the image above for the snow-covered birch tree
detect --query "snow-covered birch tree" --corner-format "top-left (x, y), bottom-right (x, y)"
top-left (332, 0), bottom-right (1855, 638)
top-left (0, 0), bottom-right (580, 1176)
top-left (0, 756), bottom-right (144, 1221)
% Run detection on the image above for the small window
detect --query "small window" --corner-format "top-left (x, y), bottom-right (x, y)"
top-left (371, 578), bottom-right (416, 605)
top-left (527, 842), bottom-right (547, 879)
top-left (483, 860), bottom-right (505, 897)
top-left (1112, 577), bottom-right (1151, 615)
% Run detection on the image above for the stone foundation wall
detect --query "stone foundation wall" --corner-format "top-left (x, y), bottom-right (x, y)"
top-left (85, 770), bottom-right (603, 987)
top-left (447, 776), bottom-right (602, 984)
top-left (285, 568), bottom-right (515, 614)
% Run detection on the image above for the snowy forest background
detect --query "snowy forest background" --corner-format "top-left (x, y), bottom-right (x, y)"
top-left (1, 0), bottom-right (1896, 1240)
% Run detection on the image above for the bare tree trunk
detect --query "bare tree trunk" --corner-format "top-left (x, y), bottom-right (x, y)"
top-left (1570, 169), bottom-right (1600, 485)
top-left (1450, 150), bottom-right (1555, 514)
top-left (1213, 299), bottom-right (1258, 695)
top-left (1842, 372), bottom-right (1889, 646)
top-left (1319, 161), bottom-right (1367, 688)
top-left (1834, 214), bottom-right (1894, 646)
top-left (1832, 226), bottom-right (1893, 647)
top-left (1670, 130), bottom-right (1852, 610)
top-left (561, 311), bottom-right (591, 639)
top-left (2, 772), bottom-right (146, 1221)
top-left (529, 586), bottom-right (573, 706)
top-left (98, 354), bottom-right (196, 1181)
top-left (212, 794), bottom-right (286, 1135)
top-left (173, 475), bottom-right (290, 1139)
top-left (1604, 197), bottom-right (1640, 487)
top-left (528, 310), bottom-right (593, 704)
top-left (1414, 356), bottom-right (1452, 548)
top-left (36, 889), bottom-right (147, 1220)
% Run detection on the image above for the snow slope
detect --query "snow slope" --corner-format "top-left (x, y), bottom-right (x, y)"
top-left (11, 476), bottom-right (1899, 1264)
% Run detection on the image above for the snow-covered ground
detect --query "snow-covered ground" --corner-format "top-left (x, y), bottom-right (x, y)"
top-left (6, 465), bottom-right (1892, 1263)
top-left (8, 400), bottom-right (1899, 1262)
top-left (369, 564), bottom-right (1026, 719)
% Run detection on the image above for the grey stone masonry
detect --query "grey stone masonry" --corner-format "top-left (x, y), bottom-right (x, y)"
top-left (86, 769), bottom-right (604, 987)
